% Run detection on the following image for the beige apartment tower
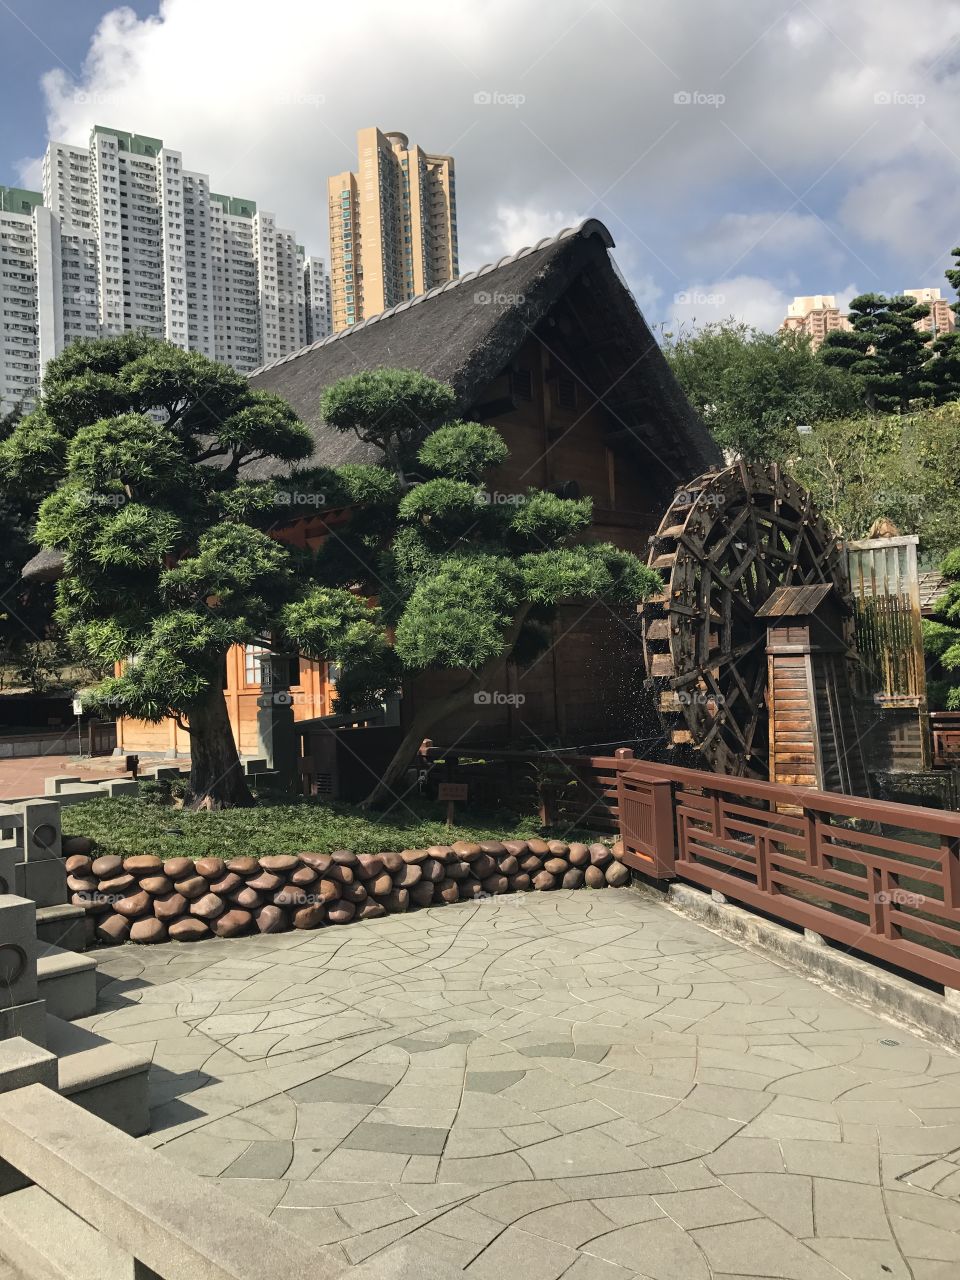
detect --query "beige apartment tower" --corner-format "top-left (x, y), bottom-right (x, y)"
top-left (328, 127), bottom-right (458, 331)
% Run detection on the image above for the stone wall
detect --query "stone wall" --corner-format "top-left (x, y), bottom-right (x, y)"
top-left (61, 839), bottom-right (630, 945)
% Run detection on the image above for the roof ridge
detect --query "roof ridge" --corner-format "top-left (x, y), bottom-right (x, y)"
top-left (248, 218), bottom-right (614, 379)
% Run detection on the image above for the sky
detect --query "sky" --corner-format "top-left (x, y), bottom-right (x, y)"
top-left (2, 0), bottom-right (960, 333)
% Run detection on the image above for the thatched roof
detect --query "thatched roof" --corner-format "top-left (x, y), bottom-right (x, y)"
top-left (22, 220), bottom-right (718, 582)
top-left (248, 218), bottom-right (718, 477)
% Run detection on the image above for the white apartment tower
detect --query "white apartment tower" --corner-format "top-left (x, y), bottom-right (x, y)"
top-left (1, 124), bottom-right (313, 409)
top-left (303, 256), bottom-right (332, 342)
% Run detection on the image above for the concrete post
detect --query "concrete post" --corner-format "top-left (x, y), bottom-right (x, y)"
top-left (255, 654), bottom-right (299, 792)
top-left (0, 896), bottom-right (46, 1048)
top-left (0, 1038), bottom-right (58, 1194)
top-left (13, 802), bottom-right (65, 909)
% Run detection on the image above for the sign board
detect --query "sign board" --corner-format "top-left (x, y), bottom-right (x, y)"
top-left (72, 698), bottom-right (83, 716)
top-left (437, 782), bottom-right (468, 802)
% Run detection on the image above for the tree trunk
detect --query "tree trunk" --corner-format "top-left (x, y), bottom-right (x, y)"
top-left (186, 679), bottom-right (254, 809)
top-left (361, 605), bottom-right (533, 810)
top-left (361, 678), bottom-right (477, 810)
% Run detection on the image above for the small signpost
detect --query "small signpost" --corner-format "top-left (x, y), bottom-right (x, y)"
top-left (437, 781), bottom-right (468, 829)
top-left (72, 696), bottom-right (83, 758)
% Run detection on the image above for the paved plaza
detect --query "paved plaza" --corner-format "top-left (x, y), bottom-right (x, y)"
top-left (80, 888), bottom-right (960, 1279)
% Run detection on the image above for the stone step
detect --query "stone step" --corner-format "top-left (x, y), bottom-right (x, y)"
top-left (44, 1015), bottom-right (150, 1137)
top-left (34, 945), bottom-right (97, 1022)
top-left (35, 905), bottom-right (86, 952)
top-left (0, 1185), bottom-right (132, 1280)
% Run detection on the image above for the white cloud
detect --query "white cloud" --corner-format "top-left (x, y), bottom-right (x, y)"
top-left (668, 275), bottom-right (795, 332)
top-left (20, 0), bottom-right (960, 308)
top-left (689, 211), bottom-right (843, 272)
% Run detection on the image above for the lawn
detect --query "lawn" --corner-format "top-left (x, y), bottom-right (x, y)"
top-left (60, 795), bottom-right (600, 859)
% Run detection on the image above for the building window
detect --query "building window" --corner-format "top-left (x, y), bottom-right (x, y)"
top-left (244, 643), bottom-right (268, 685)
top-left (511, 368), bottom-right (532, 401)
top-left (556, 375), bottom-right (577, 410)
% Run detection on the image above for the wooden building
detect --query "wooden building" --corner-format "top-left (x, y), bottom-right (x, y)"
top-left (108, 220), bottom-right (720, 760)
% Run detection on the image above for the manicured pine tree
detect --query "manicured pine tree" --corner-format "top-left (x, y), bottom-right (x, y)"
top-left (929, 247), bottom-right (960, 403)
top-left (820, 292), bottom-right (936, 412)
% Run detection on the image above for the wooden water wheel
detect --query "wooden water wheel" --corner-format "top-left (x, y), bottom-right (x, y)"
top-left (642, 461), bottom-right (852, 778)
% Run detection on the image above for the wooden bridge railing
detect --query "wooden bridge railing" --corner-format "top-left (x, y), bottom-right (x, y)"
top-left (429, 745), bottom-right (960, 989)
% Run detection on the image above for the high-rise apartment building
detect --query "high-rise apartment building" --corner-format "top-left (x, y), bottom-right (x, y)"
top-left (327, 128), bottom-right (458, 332)
top-left (780, 295), bottom-right (853, 350)
top-left (1, 125), bottom-right (313, 412)
top-left (781, 288), bottom-right (957, 352)
top-left (904, 287), bottom-right (957, 337)
top-left (303, 256), bottom-right (332, 342)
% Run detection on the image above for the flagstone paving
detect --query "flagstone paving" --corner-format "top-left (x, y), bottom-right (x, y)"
top-left (80, 889), bottom-right (960, 1278)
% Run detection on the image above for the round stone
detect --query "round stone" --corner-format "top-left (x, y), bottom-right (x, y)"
top-left (259, 855), bottom-right (300, 873)
top-left (168, 917), bottom-right (211, 942)
top-left (115, 890), bottom-right (151, 918)
top-left (195, 857), bottom-right (226, 880)
top-left (174, 875), bottom-right (208, 900)
top-left (292, 903), bottom-right (326, 930)
top-left (327, 901), bottom-right (356, 924)
top-left (62, 835), bottom-right (94, 856)
top-left (426, 845), bottom-right (453, 860)
top-left (130, 918), bottom-right (167, 944)
top-left (290, 865), bottom-right (318, 886)
top-left (520, 855), bottom-right (543, 875)
top-left (153, 892), bottom-right (188, 921)
top-left (226, 856), bottom-right (259, 875)
top-left (163, 857), bottom-right (195, 879)
top-left (230, 886), bottom-right (262, 909)
top-left (65, 854), bottom-right (93, 875)
top-left (400, 848), bottom-right (428, 864)
top-left (479, 840), bottom-right (507, 855)
top-left (299, 853), bottom-right (332, 873)
top-left (245, 871), bottom-right (284, 892)
top-left (98, 873), bottom-right (135, 895)
top-left (481, 874), bottom-right (509, 896)
top-left (438, 879), bottom-right (460, 904)
top-left (447, 860), bottom-right (471, 881)
top-left (509, 873), bottom-right (532, 892)
top-left (547, 840), bottom-right (569, 856)
top-left (384, 888), bottom-right (409, 912)
top-left (371, 873), bottom-right (393, 897)
top-left (96, 913), bottom-right (130, 943)
top-left (190, 893), bottom-right (225, 920)
top-left (471, 854), bottom-right (497, 879)
top-left (451, 841), bottom-right (481, 859)
top-left (356, 854), bottom-right (384, 878)
top-left (358, 901), bottom-right (386, 920)
top-left (421, 858), bottom-right (445, 883)
top-left (67, 874), bottom-right (98, 894)
top-left (330, 850), bottom-right (357, 866)
top-left (123, 855), bottom-right (164, 876)
top-left (502, 840), bottom-right (528, 856)
top-left (380, 852), bottom-right (404, 873)
top-left (208, 873), bottom-right (242, 896)
top-left (396, 863), bottom-right (422, 888)
top-left (460, 878), bottom-right (485, 899)
top-left (140, 875), bottom-right (173, 896)
top-left (409, 882), bottom-right (434, 908)
top-left (341, 881), bottom-right (367, 903)
top-left (326, 863), bottom-right (354, 884)
top-left (91, 855), bottom-right (123, 879)
top-left (532, 871), bottom-right (558, 891)
top-left (562, 868), bottom-right (585, 889)
top-left (605, 861), bottom-right (630, 887)
top-left (589, 844), bottom-right (613, 868)
top-left (584, 865), bottom-right (607, 889)
top-left (498, 855), bottom-right (519, 876)
top-left (273, 886), bottom-right (309, 907)
top-left (568, 844), bottom-right (590, 867)
top-left (254, 905), bottom-right (289, 934)
top-left (316, 878), bottom-right (340, 903)
top-left (211, 909), bottom-right (252, 938)
top-left (544, 858), bottom-right (569, 876)
top-left (527, 839), bottom-right (551, 855)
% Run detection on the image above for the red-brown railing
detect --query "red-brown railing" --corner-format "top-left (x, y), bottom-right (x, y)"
top-left (430, 744), bottom-right (960, 989)
top-left (931, 711), bottom-right (960, 769)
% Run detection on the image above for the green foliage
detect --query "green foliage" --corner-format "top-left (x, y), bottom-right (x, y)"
top-left (320, 369), bottom-right (456, 474)
top-left (417, 421), bottom-right (509, 479)
top-left (663, 321), bottom-right (861, 461)
top-left (60, 795), bottom-right (559, 859)
top-left (924, 557), bottom-right (960, 710)
top-left (820, 293), bottom-right (936, 413)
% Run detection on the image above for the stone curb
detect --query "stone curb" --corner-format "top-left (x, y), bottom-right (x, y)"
top-left (631, 876), bottom-right (960, 1051)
